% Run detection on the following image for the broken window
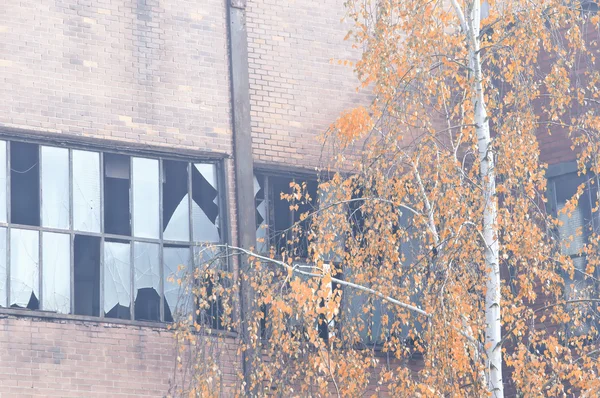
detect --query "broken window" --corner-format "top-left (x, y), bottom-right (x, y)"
top-left (104, 154), bottom-right (131, 236)
top-left (0, 227), bottom-right (6, 307)
top-left (11, 142), bottom-right (39, 226)
top-left (132, 157), bottom-right (159, 239)
top-left (41, 146), bottom-right (70, 229)
top-left (254, 175), bottom-right (268, 253)
top-left (163, 246), bottom-right (191, 322)
top-left (0, 141), bottom-right (6, 223)
top-left (73, 150), bottom-right (101, 233)
top-left (74, 234), bottom-right (100, 316)
top-left (163, 160), bottom-right (190, 241)
top-left (547, 170), bottom-right (600, 336)
top-left (257, 173), bottom-right (317, 258)
top-left (41, 232), bottom-right (70, 313)
top-left (192, 163), bottom-right (220, 242)
top-left (10, 228), bottom-right (39, 309)
top-left (0, 138), bottom-right (225, 325)
top-left (104, 240), bottom-right (131, 319)
top-left (134, 242), bottom-right (160, 321)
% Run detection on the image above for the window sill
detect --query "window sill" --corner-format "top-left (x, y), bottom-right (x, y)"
top-left (0, 307), bottom-right (238, 338)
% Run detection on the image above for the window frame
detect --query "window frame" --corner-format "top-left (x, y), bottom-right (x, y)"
top-left (0, 132), bottom-right (231, 326)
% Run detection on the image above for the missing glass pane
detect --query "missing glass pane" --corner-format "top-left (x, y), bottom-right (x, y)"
top-left (41, 146), bottom-right (70, 229)
top-left (134, 242), bottom-right (160, 321)
top-left (10, 228), bottom-right (39, 309)
top-left (163, 245), bottom-right (191, 322)
top-left (10, 142), bottom-right (40, 226)
top-left (132, 158), bottom-right (159, 239)
top-left (0, 227), bottom-right (6, 307)
top-left (0, 141), bottom-right (6, 223)
top-left (163, 160), bottom-right (189, 241)
top-left (73, 150), bottom-right (101, 233)
top-left (104, 154), bottom-right (131, 236)
top-left (192, 163), bottom-right (220, 242)
top-left (42, 232), bottom-right (70, 313)
top-left (74, 234), bottom-right (100, 316)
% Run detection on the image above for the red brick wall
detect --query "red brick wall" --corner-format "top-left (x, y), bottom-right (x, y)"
top-left (0, 314), bottom-right (240, 397)
top-left (246, 0), bottom-right (371, 169)
top-left (0, 0), bottom-right (232, 154)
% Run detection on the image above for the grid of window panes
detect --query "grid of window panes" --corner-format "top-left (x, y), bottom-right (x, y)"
top-left (0, 139), bottom-right (225, 323)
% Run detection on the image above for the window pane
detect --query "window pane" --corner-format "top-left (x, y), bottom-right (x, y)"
top-left (104, 154), bottom-right (131, 236)
top-left (554, 174), bottom-right (593, 256)
top-left (192, 163), bottom-right (220, 242)
top-left (10, 142), bottom-right (40, 226)
top-left (134, 242), bottom-right (160, 321)
top-left (41, 146), bottom-right (70, 229)
top-left (74, 235), bottom-right (100, 316)
top-left (254, 175), bottom-right (268, 253)
top-left (73, 150), bottom-right (101, 233)
top-left (0, 141), bottom-right (6, 223)
top-left (42, 232), bottom-right (70, 313)
top-left (132, 158), bottom-right (159, 239)
top-left (104, 241), bottom-right (131, 319)
top-left (10, 228), bottom-right (39, 309)
top-left (0, 227), bottom-right (6, 307)
top-left (163, 161), bottom-right (189, 241)
top-left (163, 246), bottom-right (190, 322)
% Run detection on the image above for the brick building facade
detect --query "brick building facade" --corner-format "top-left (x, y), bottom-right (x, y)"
top-left (0, 0), bottom-right (595, 396)
top-left (0, 0), bottom-right (365, 396)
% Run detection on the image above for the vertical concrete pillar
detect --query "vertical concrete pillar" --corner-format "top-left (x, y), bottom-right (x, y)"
top-left (226, 0), bottom-right (257, 394)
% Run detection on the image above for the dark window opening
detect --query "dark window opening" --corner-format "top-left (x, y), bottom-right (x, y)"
top-left (163, 160), bottom-right (189, 241)
top-left (266, 175), bottom-right (317, 258)
top-left (10, 142), bottom-right (39, 226)
top-left (104, 154), bottom-right (131, 236)
top-left (74, 235), bottom-right (100, 316)
top-left (191, 164), bottom-right (221, 242)
top-left (134, 241), bottom-right (160, 321)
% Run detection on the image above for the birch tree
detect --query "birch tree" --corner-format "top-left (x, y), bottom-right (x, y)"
top-left (171, 1), bottom-right (600, 396)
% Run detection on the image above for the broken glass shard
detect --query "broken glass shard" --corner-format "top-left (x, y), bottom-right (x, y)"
top-left (11, 142), bottom-right (40, 226)
top-left (104, 240), bottom-right (131, 319)
top-left (133, 242), bottom-right (160, 321)
top-left (42, 232), bottom-right (70, 313)
top-left (10, 228), bottom-right (39, 309)
top-left (41, 146), bottom-right (70, 229)
top-left (163, 246), bottom-right (191, 322)
top-left (0, 141), bottom-right (6, 223)
top-left (254, 175), bottom-right (268, 253)
top-left (0, 227), bottom-right (6, 307)
top-left (132, 157), bottom-right (159, 239)
top-left (163, 160), bottom-right (189, 241)
top-left (73, 150), bottom-right (101, 233)
top-left (192, 163), bottom-right (220, 242)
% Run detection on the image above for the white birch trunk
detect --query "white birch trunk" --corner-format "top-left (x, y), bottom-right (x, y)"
top-left (470, 1), bottom-right (503, 396)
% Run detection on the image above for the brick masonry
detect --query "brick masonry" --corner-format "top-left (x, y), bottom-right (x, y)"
top-left (0, 315), bottom-right (240, 397)
top-left (246, 0), bottom-right (371, 170)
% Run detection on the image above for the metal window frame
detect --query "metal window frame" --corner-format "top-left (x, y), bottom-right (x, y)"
top-left (0, 136), bottom-right (230, 327)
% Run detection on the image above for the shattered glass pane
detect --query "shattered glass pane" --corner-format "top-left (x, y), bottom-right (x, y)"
top-left (163, 160), bottom-right (190, 241)
top-left (73, 150), bottom-right (101, 233)
top-left (0, 227), bottom-right (6, 307)
top-left (192, 163), bottom-right (220, 243)
top-left (133, 242), bottom-right (160, 321)
top-left (10, 228), bottom-right (39, 309)
top-left (0, 141), bottom-right (6, 223)
top-left (103, 241), bottom-right (131, 319)
top-left (163, 246), bottom-right (191, 322)
top-left (254, 175), bottom-right (268, 253)
top-left (11, 142), bottom-right (40, 226)
top-left (41, 146), bottom-right (70, 229)
top-left (132, 157), bottom-right (159, 239)
top-left (42, 232), bottom-right (70, 313)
